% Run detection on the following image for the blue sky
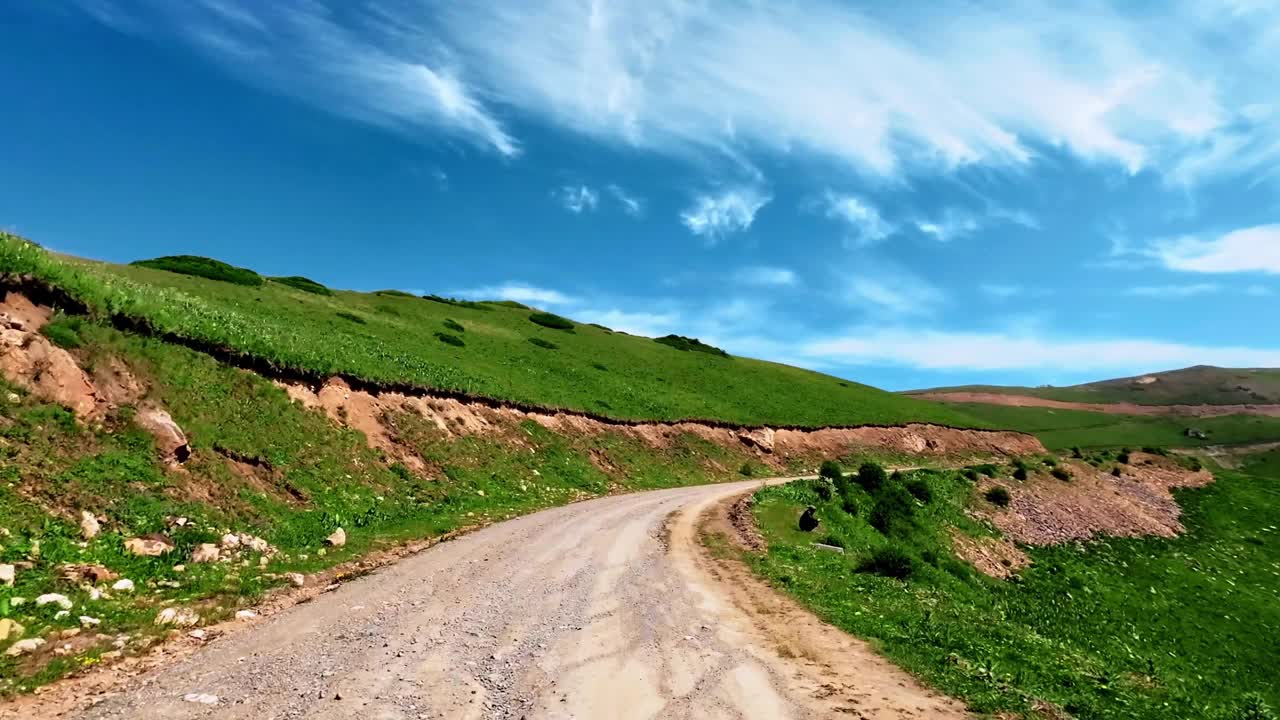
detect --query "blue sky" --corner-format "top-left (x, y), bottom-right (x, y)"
top-left (4, 1), bottom-right (1280, 391)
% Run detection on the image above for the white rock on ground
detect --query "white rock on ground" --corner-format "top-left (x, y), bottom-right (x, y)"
top-left (79, 615), bottom-right (100, 627)
top-left (234, 609), bottom-right (257, 620)
top-left (4, 638), bottom-right (44, 657)
top-left (124, 535), bottom-right (174, 557)
top-left (220, 533), bottom-right (240, 550)
top-left (191, 544), bottom-right (220, 564)
top-left (0, 619), bottom-right (23, 642)
top-left (155, 607), bottom-right (201, 627)
top-left (35, 593), bottom-right (73, 610)
top-left (112, 578), bottom-right (135, 592)
top-left (325, 528), bottom-right (346, 547)
top-left (285, 573), bottom-right (305, 588)
top-left (80, 510), bottom-right (100, 540)
top-left (0, 564), bottom-right (13, 586)
top-left (182, 693), bottom-right (219, 705)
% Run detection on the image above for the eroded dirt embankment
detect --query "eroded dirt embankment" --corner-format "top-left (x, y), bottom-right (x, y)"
top-left (278, 377), bottom-right (1044, 473)
top-left (917, 390), bottom-right (1280, 417)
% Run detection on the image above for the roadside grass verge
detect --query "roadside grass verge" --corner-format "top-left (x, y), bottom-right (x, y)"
top-left (0, 234), bottom-right (980, 429)
top-left (748, 468), bottom-right (1280, 719)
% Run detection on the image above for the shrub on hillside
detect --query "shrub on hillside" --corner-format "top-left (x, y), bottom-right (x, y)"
top-left (1226, 692), bottom-right (1277, 720)
top-left (1071, 446), bottom-right (1083, 458)
top-left (131, 255), bottom-right (263, 286)
top-left (1050, 467), bottom-right (1072, 481)
top-left (840, 497), bottom-right (859, 516)
top-left (423, 294), bottom-right (492, 310)
top-left (485, 300), bottom-right (530, 309)
top-left (527, 337), bottom-right (558, 350)
top-left (1012, 466), bottom-right (1029, 481)
top-left (335, 311), bottom-right (366, 325)
top-left (810, 479), bottom-right (834, 502)
top-left (529, 312), bottom-right (575, 331)
top-left (1117, 452), bottom-right (1131, 464)
top-left (869, 482), bottom-right (916, 535)
top-left (856, 461), bottom-right (888, 493)
top-left (1111, 467), bottom-right (1122, 477)
top-left (41, 314), bottom-right (84, 349)
top-left (857, 545), bottom-right (915, 579)
top-left (434, 332), bottom-right (465, 347)
top-left (588, 322), bottom-right (613, 332)
top-left (985, 486), bottom-right (1011, 507)
top-left (971, 463), bottom-right (998, 478)
top-left (271, 275), bottom-right (332, 295)
top-left (962, 468), bottom-right (980, 482)
top-left (819, 460), bottom-right (843, 481)
top-left (738, 462), bottom-right (754, 477)
top-left (443, 319), bottom-right (465, 333)
top-left (374, 289), bottom-right (416, 298)
top-left (653, 334), bottom-right (728, 357)
top-left (905, 477), bottom-right (933, 503)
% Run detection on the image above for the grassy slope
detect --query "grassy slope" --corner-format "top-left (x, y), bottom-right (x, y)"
top-left (914, 365), bottom-right (1280, 406)
top-left (953, 402), bottom-right (1280, 450)
top-left (0, 319), bottom-right (791, 692)
top-left (749, 467), bottom-right (1280, 719)
top-left (0, 235), bottom-right (978, 428)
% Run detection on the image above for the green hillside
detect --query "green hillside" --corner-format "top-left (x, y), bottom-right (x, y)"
top-left (953, 403), bottom-right (1280, 450)
top-left (913, 365), bottom-right (1280, 406)
top-left (0, 234), bottom-right (979, 428)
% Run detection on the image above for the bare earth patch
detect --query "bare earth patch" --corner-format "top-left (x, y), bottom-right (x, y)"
top-left (917, 391), bottom-right (1280, 418)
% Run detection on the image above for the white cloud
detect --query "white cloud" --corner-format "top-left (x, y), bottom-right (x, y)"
top-left (455, 283), bottom-right (575, 306)
top-left (556, 185), bottom-right (599, 213)
top-left (680, 187), bottom-right (771, 241)
top-left (914, 209), bottom-right (980, 242)
top-left (607, 184), bottom-right (643, 216)
top-left (573, 308), bottom-right (679, 337)
top-left (822, 192), bottom-right (895, 245)
top-left (1150, 224), bottom-right (1280, 274)
top-left (734, 266), bottom-right (797, 287)
top-left (801, 328), bottom-right (1280, 372)
top-left (843, 273), bottom-right (945, 316)
top-left (80, 2), bottom-right (518, 156)
top-left (980, 284), bottom-right (1022, 299)
top-left (1126, 283), bottom-right (1219, 297)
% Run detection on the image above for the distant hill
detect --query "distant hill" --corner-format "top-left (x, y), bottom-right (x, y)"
top-left (910, 366), bottom-right (1280, 407)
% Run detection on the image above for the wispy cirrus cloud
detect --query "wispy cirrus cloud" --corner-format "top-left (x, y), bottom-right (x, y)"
top-left (555, 185), bottom-right (599, 214)
top-left (1149, 224), bottom-right (1280, 274)
top-left (841, 261), bottom-right (945, 316)
top-left (821, 192), bottom-right (895, 246)
top-left (680, 187), bottom-right (771, 242)
top-left (1126, 283), bottom-right (1219, 297)
top-left (734, 266), bottom-right (797, 287)
top-left (607, 184), bottom-right (643, 217)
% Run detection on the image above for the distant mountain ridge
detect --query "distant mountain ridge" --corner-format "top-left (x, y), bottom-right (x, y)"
top-left (908, 365), bottom-right (1280, 407)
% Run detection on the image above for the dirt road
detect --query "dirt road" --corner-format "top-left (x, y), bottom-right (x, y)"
top-left (23, 479), bottom-right (965, 720)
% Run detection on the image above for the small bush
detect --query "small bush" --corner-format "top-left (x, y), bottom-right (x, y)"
top-left (443, 319), bottom-right (465, 333)
top-left (985, 486), bottom-right (1011, 507)
top-left (1012, 467), bottom-right (1029, 481)
top-left (486, 299), bottom-right (530, 309)
top-left (527, 337), bottom-right (558, 350)
top-left (373, 289), bottom-right (416, 298)
top-left (810, 479), bottom-right (834, 502)
top-left (1227, 693), bottom-right (1277, 720)
top-left (434, 332), bottom-right (465, 347)
top-left (1043, 457), bottom-right (1058, 467)
top-left (857, 545), bottom-right (915, 579)
top-left (653, 334), bottom-right (728, 357)
top-left (1050, 467), bottom-right (1072, 481)
top-left (1071, 446), bottom-right (1083, 458)
top-left (1117, 452), bottom-right (1131, 464)
top-left (335, 311), bottom-right (366, 325)
top-left (905, 477), bottom-right (933, 503)
top-left (529, 312), bottom-right (575, 331)
top-left (840, 497), bottom-right (858, 515)
top-left (819, 460), bottom-right (843, 482)
top-left (588, 322), bottom-right (613, 332)
top-left (819, 534), bottom-right (845, 549)
top-left (962, 468), bottom-right (980, 483)
top-left (856, 462), bottom-right (889, 493)
top-left (423, 294), bottom-right (492, 310)
top-left (271, 275), bottom-right (332, 295)
top-left (1142, 446), bottom-right (1168, 456)
top-left (131, 254), bottom-right (263, 286)
top-left (869, 483), bottom-right (916, 535)
top-left (971, 463), bottom-right (998, 478)
top-left (41, 314), bottom-right (84, 349)
top-left (1111, 467), bottom-right (1122, 477)
top-left (738, 463), bottom-right (754, 477)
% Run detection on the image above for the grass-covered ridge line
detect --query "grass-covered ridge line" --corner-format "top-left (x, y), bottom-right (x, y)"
top-left (749, 465), bottom-right (1280, 719)
top-left (0, 234), bottom-right (983, 429)
top-left (130, 255), bottom-right (263, 287)
top-left (954, 402), bottom-right (1280, 450)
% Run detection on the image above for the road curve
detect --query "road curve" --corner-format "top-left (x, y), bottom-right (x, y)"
top-left (28, 478), bottom-right (966, 719)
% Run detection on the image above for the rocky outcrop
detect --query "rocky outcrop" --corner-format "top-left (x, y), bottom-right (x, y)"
top-left (124, 535), bottom-right (175, 557)
top-left (134, 406), bottom-right (190, 464)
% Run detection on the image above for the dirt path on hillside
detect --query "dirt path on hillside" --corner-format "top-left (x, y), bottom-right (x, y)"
top-left (10, 479), bottom-right (966, 720)
top-left (916, 391), bottom-right (1280, 418)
